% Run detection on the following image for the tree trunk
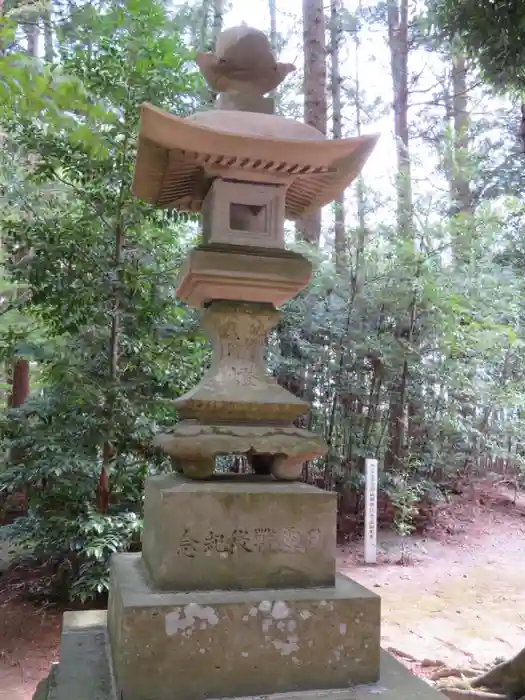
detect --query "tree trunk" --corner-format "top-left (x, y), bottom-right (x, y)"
top-left (25, 23), bottom-right (39, 58)
top-left (385, 0), bottom-right (413, 472)
top-left (451, 53), bottom-right (470, 214)
top-left (199, 0), bottom-right (211, 51)
top-left (352, 9), bottom-right (367, 297)
top-left (446, 49), bottom-right (473, 428)
top-left (268, 0), bottom-right (279, 104)
top-left (450, 50), bottom-right (472, 266)
top-left (387, 0), bottom-right (412, 238)
top-left (299, 0), bottom-right (327, 246)
top-left (278, 0), bottom-right (327, 436)
top-left (269, 0), bottom-right (277, 52)
top-left (9, 360), bottom-right (29, 409)
top-left (0, 0), bottom-right (4, 54)
top-left (99, 216), bottom-right (124, 513)
top-left (211, 0), bottom-right (224, 48)
top-left (330, 0), bottom-right (345, 272)
top-left (43, 2), bottom-right (54, 63)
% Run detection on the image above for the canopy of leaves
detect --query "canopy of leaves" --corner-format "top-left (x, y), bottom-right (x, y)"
top-left (0, 0), bottom-right (209, 601)
top-left (432, 0), bottom-right (525, 90)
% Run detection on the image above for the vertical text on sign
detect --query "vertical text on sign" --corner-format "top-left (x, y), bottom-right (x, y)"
top-left (364, 458), bottom-right (378, 564)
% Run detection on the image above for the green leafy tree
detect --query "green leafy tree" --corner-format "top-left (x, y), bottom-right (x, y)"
top-left (432, 0), bottom-right (525, 91)
top-left (0, 0), bottom-right (207, 601)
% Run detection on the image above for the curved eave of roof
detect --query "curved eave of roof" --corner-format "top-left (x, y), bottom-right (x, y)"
top-left (132, 103), bottom-right (380, 220)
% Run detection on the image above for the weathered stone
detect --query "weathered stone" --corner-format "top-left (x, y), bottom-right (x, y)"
top-left (53, 612), bottom-right (114, 700)
top-left (195, 26), bottom-right (296, 97)
top-left (141, 474), bottom-right (336, 590)
top-left (170, 300), bottom-right (308, 424)
top-left (175, 245), bottom-right (312, 309)
top-left (216, 90), bottom-right (275, 113)
top-left (174, 455), bottom-right (215, 480)
top-left (108, 554), bottom-right (381, 700)
top-left (32, 665), bottom-right (58, 700)
top-left (132, 105), bottom-right (379, 219)
top-left (202, 179), bottom-right (286, 248)
top-left (154, 423), bottom-right (326, 478)
top-left (272, 456), bottom-right (304, 481)
top-left (48, 610), bottom-right (446, 700)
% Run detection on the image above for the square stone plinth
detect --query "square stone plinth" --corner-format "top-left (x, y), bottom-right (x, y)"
top-left (49, 609), bottom-right (445, 700)
top-left (107, 554), bottom-right (380, 700)
top-left (141, 474), bottom-right (337, 591)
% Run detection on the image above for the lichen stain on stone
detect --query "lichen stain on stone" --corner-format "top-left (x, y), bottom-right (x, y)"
top-left (271, 636), bottom-right (299, 656)
top-left (270, 601), bottom-right (290, 620)
top-left (165, 603), bottom-right (219, 636)
top-left (262, 618), bottom-right (272, 632)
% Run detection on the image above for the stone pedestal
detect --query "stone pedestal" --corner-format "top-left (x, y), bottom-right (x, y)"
top-left (102, 475), bottom-right (386, 700)
top-left (44, 610), bottom-right (446, 700)
top-left (141, 475), bottom-right (337, 590)
top-left (108, 554), bottom-right (380, 700)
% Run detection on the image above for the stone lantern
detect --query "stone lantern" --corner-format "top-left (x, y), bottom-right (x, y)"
top-left (131, 30), bottom-right (379, 483)
top-left (44, 25), bottom-right (444, 700)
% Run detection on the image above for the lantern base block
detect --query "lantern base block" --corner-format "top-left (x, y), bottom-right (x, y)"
top-left (43, 608), bottom-right (445, 700)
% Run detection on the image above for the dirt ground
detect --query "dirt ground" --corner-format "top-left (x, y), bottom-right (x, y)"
top-left (1, 480), bottom-right (524, 700)
top-left (341, 482), bottom-right (525, 676)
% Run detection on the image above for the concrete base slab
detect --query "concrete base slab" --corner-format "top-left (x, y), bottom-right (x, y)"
top-left (108, 554), bottom-right (380, 700)
top-left (45, 610), bottom-right (444, 700)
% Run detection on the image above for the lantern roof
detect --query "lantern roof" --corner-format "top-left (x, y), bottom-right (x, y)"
top-left (132, 104), bottom-right (379, 220)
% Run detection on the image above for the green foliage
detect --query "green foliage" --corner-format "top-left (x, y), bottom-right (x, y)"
top-left (1, 0), bottom-right (524, 603)
top-left (431, 0), bottom-right (525, 90)
top-left (385, 463), bottom-right (424, 539)
top-left (0, 0), bottom-right (207, 602)
top-left (271, 149), bottom-right (525, 509)
top-left (385, 472), bottom-right (423, 564)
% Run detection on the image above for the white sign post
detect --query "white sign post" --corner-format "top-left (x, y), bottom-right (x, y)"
top-left (364, 458), bottom-right (378, 564)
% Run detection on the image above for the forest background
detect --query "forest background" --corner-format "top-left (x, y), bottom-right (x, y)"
top-left (0, 0), bottom-right (524, 602)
